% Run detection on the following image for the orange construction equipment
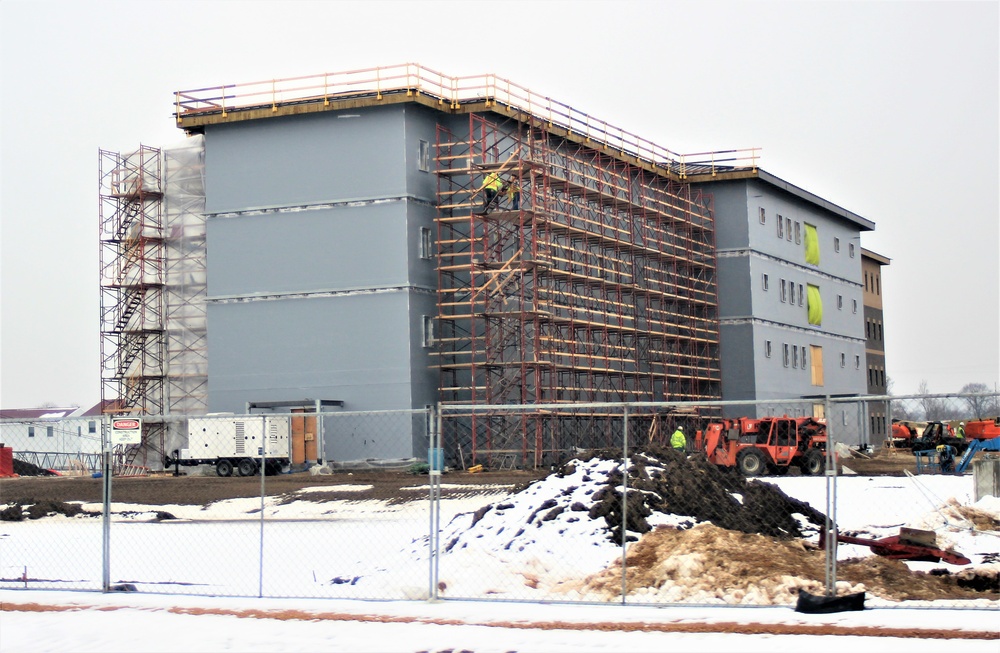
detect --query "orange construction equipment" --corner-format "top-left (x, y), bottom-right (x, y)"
top-left (694, 416), bottom-right (829, 476)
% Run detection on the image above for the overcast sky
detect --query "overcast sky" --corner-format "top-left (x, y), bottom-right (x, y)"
top-left (1, 0), bottom-right (997, 409)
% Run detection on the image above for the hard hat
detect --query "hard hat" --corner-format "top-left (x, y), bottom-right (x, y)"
top-left (936, 444), bottom-right (945, 451)
top-left (678, 425), bottom-right (684, 430)
top-left (960, 422), bottom-right (965, 426)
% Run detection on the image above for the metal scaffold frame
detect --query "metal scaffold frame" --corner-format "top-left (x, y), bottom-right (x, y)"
top-left (435, 114), bottom-right (722, 468)
top-left (99, 146), bottom-right (166, 468)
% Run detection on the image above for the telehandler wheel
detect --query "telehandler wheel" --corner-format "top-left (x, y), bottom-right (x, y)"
top-left (216, 459), bottom-right (234, 477)
top-left (737, 448), bottom-right (767, 476)
top-left (801, 448), bottom-right (826, 476)
top-left (237, 458), bottom-right (258, 477)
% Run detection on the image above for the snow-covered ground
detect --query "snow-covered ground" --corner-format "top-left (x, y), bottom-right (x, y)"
top-left (2, 459), bottom-right (998, 651)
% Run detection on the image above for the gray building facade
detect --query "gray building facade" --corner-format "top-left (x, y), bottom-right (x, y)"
top-left (202, 104), bottom-right (443, 459)
top-left (694, 172), bottom-right (874, 418)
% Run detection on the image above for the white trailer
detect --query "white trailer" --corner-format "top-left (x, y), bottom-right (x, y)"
top-left (165, 416), bottom-right (291, 477)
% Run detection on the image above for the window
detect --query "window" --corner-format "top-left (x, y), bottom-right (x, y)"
top-left (78, 426), bottom-right (82, 437)
top-left (840, 352), bottom-right (846, 368)
top-left (88, 420), bottom-right (97, 434)
top-left (797, 283), bottom-right (804, 307)
top-left (759, 207), bottom-right (766, 224)
top-left (801, 345), bottom-right (807, 368)
top-left (810, 345), bottom-right (824, 385)
top-left (789, 282), bottom-right (795, 305)
top-left (786, 217), bottom-right (792, 241)
top-left (419, 227), bottom-right (433, 259)
top-left (855, 354), bottom-right (861, 369)
top-left (852, 298), bottom-right (858, 314)
top-left (762, 274), bottom-right (769, 291)
top-left (849, 243), bottom-right (856, 258)
top-left (422, 315), bottom-right (434, 347)
top-left (46, 426), bottom-right (54, 438)
top-left (834, 237), bottom-right (841, 253)
top-left (28, 426), bottom-right (35, 438)
top-left (783, 344), bottom-right (790, 367)
top-left (878, 323), bottom-right (883, 340)
top-left (417, 140), bottom-right (430, 172)
top-left (876, 276), bottom-right (880, 295)
top-left (837, 294), bottom-right (843, 310)
top-left (794, 221), bottom-right (801, 244)
top-left (793, 345), bottom-right (799, 369)
top-left (804, 223), bottom-right (819, 265)
top-left (780, 279), bottom-right (787, 302)
top-left (777, 215), bottom-right (784, 239)
top-left (865, 272), bottom-right (869, 292)
top-left (807, 284), bottom-right (822, 325)
top-left (765, 340), bottom-right (772, 358)
top-left (868, 367), bottom-right (874, 385)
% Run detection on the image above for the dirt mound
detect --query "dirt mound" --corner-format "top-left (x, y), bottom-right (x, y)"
top-left (0, 498), bottom-right (97, 521)
top-left (573, 523), bottom-right (995, 604)
top-left (11, 459), bottom-right (59, 477)
top-left (585, 446), bottom-right (826, 542)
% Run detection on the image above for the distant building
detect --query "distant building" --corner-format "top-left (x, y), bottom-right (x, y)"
top-left (862, 248), bottom-right (891, 442)
top-left (0, 403), bottom-right (105, 471)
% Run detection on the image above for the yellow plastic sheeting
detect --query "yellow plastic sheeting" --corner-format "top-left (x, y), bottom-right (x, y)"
top-left (804, 223), bottom-right (820, 265)
top-left (807, 284), bottom-right (822, 325)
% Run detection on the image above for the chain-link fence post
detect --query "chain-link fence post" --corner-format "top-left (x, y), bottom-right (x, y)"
top-left (619, 404), bottom-right (629, 604)
top-left (823, 394), bottom-right (838, 597)
top-left (101, 414), bottom-right (112, 592)
top-left (429, 404), bottom-right (442, 602)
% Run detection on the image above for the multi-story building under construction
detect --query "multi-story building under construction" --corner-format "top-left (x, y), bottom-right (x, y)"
top-left (99, 64), bottom-right (874, 468)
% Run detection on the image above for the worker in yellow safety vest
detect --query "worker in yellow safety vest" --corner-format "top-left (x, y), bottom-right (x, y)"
top-left (670, 426), bottom-right (686, 451)
top-left (479, 171), bottom-right (504, 214)
top-left (507, 176), bottom-right (521, 210)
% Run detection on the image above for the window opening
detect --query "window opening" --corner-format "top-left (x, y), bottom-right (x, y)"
top-left (422, 315), bottom-right (434, 347)
top-left (804, 223), bottom-right (819, 265)
top-left (418, 140), bottom-right (430, 172)
top-left (810, 345), bottom-right (824, 385)
top-left (420, 227), bottom-right (433, 259)
top-left (807, 284), bottom-right (822, 325)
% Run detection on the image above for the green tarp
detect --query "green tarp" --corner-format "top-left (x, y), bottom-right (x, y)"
top-left (805, 223), bottom-right (820, 265)
top-left (807, 284), bottom-right (822, 325)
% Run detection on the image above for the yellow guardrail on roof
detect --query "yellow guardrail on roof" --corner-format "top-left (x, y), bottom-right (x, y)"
top-left (174, 63), bottom-right (759, 178)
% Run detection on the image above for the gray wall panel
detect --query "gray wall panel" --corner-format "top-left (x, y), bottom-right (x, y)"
top-left (207, 293), bottom-right (412, 413)
top-left (207, 203), bottom-right (409, 297)
top-left (205, 106), bottom-right (407, 213)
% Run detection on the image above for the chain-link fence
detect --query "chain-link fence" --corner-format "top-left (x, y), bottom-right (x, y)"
top-left (2, 395), bottom-right (998, 609)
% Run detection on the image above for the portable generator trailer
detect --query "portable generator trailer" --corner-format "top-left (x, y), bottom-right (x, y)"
top-left (164, 416), bottom-right (291, 477)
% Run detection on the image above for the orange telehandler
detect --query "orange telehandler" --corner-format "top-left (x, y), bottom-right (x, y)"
top-left (694, 416), bottom-right (830, 476)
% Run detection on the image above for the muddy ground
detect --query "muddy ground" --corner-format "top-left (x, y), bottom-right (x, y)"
top-left (0, 444), bottom-right (926, 507)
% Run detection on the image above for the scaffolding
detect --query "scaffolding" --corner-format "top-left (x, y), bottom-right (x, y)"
top-left (436, 114), bottom-right (721, 467)
top-left (98, 139), bottom-right (208, 470)
top-left (99, 145), bottom-right (166, 466)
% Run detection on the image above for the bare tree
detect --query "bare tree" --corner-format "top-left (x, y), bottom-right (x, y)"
top-left (886, 377), bottom-right (915, 421)
top-left (960, 382), bottom-right (1000, 418)
top-left (918, 380), bottom-right (946, 421)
